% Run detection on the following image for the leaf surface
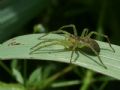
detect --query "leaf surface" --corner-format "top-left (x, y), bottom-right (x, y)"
top-left (0, 34), bottom-right (120, 79)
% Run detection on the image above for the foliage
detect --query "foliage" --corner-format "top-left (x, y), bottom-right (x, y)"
top-left (0, 0), bottom-right (120, 90)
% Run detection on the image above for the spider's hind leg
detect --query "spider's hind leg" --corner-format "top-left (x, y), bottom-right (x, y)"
top-left (78, 43), bottom-right (107, 69)
top-left (87, 31), bottom-right (115, 52)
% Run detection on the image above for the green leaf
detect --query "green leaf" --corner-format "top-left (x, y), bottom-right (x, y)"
top-left (0, 82), bottom-right (25, 90)
top-left (11, 59), bottom-right (24, 84)
top-left (0, 34), bottom-right (120, 80)
top-left (27, 67), bottom-right (42, 85)
top-left (12, 68), bottom-right (24, 84)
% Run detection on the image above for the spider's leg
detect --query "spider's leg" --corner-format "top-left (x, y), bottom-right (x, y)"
top-left (38, 29), bottom-right (71, 39)
top-left (74, 51), bottom-right (79, 61)
top-left (30, 40), bottom-right (69, 54)
top-left (30, 41), bottom-right (60, 54)
top-left (70, 50), bottom-right (75, 63)
top-left (81, 28), bottom-right (89, 37)
top-left (83, 44), bottom-right (107, 69)
top-left (87, 31), bottom-right (115, 52)
top-left (58, 24), bottom-right (78, 36)
top-left (70, 45), bottom-right (77, 63)
top-left (30, 39), bottom-right (59, 50)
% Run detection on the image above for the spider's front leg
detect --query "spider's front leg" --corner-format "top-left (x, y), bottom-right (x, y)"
top-left (29, 39), bottom-right (69, 55)
top-left (70, 45), bottom-right (76, 63)
top-left (80, 28), bottom-right (89, 37)
top-left (87, 31), bottom-right (115, 52)
top-left (38, 30), bottom-right (71, 40)
top-left (29, 41), bottom-right (58, 54)
top-left (30, 39), bottom-right (58, 50)
top-left (38, 24), bottom-right (79, 41)
top-left (58, 24), bottom-right (78, 36)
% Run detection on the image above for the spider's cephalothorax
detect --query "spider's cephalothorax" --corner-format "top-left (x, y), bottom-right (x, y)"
top-left (67, 34), bottom-right (79, 48)
top-left (30, 24), bottom-right (115, 69)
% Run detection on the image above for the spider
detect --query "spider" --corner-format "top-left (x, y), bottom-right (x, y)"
top-left (29, 24), bottom-right (115, 69)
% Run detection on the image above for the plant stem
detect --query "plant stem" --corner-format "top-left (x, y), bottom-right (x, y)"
top-left (99, 80), bottom-right (109, 90)
top-left (41, 65), bottom-right (75, 89)
top-left (96, 0), bottom-right (107, 40)
top-left (0, 60), bottom-right (12, 76)
top-left (80, 70), bottom-right (94, 90)
top-left (23, 59), bottom-right (27, 86)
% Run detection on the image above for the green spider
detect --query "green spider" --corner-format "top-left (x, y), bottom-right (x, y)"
top-left (29, 24), bottom-right (115, 69)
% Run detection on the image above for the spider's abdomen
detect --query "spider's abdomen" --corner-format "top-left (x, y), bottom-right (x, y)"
top-left (80, 37), bottom-right (100, 55)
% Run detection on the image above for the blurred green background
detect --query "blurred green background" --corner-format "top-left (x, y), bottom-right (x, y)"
top-left (0, 0), bottom-right (120, 90)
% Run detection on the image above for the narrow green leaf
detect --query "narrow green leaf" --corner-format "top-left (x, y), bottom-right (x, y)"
top-left (12, 68), bottom-right (24, 84)
top-left (0, 82), bottom-right (25, 90)
top-left (27, 67), bottom-right (42, 85)
top-left (11, 60), bottom-right (24, 84)
top-left (0, 34), bottom-right (120, 80)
